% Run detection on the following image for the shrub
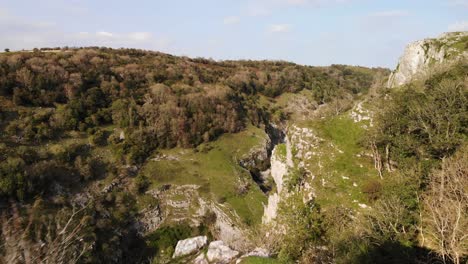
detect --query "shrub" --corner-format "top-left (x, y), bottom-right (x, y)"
top-left (133, 174), bottom-right (150, 193)
top-left (362, 180), bottom-right (382, 202)
top-left (89, 129), bottom-right (108, 146)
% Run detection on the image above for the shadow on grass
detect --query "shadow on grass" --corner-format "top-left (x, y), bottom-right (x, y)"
top-left (356, 241), bottom-right (449, 264)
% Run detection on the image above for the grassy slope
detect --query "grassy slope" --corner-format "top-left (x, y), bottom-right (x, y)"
top-left (297, 113), bottom-right (380, 210)
top-left (141, 125), bottom-right (268, 225)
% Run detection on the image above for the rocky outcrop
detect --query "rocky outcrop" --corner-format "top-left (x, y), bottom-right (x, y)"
top-left (239, 135), bottom-right (271, 172)
top-left (239, 124), bottom-right (286, 193)
top-left (197, 199), bottom-right (249, 251)
top-left (262, 192), bottom-right (281, 224)
top-left (206, 241), bottom-right (240, 264)
top-left (388, 32), bottom-right (468, 88)
top-left (172, 236), bottom-right (208, 258)
top-left (262, 138), bottom-right (292, 224)
top-left (170, 238), bottom-right (270, 263)
top-left (135, 205), bottom-right (163, 235)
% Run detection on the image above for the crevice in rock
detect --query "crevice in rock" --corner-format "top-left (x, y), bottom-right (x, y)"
top-left (239, 123), bottom-right (286, 194)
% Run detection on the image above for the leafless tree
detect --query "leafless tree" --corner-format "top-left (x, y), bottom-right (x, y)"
top-left (422, 147), bottom-right (468, 264)
top-left (370, 140), bottom-right (383, 179)
top-left (0, 200), bottom-right (93, 264)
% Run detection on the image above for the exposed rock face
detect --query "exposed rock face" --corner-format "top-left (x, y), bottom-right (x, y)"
top-left (206, 241), bottom-right (240, 264)
top-left (388, 32), bottom-right (468, 88)
top-left (197, 199), bottom-right (249, 251)
top-left (239, 135), bottom-right (271, 172)
top-left (262, 138), bottom-right (291, 224)
top-left (262, 192), bottom-right (280, 223)
top-left (270, 147), bottom-right (288, 194)
top-left (135, 205), bottom-right (163, 235)
top-left (172, 236), bottom-right (208, 258)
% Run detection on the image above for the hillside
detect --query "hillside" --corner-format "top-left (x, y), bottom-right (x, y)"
top-left (0, 32), bottom-right (467, 264)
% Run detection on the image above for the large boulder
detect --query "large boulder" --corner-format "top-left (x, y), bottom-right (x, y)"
top-left (172, 236), bottom-right (208, 258)
top-left (206, 241), bottom-right (239, 263)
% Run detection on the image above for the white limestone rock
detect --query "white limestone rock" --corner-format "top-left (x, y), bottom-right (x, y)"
top-left (243, 247), bottom-right (270, 258)
top-left (236, 248), bottom-right (271, 263)
top-left (192, 253), bottom-right (209, 264)
top-left (262, 192), bottom-right (280, 223)
top-left (263, 142), bottom-right (291, 224)
top-left (172, 236), bottom-right (208, 258)
top-left (206, 241), bottom-right (239, 264)
top-left (388, 32), bottom-right (468, 88)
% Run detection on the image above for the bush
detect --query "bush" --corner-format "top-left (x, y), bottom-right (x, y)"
top-left (362, 180), bottom-right (382, 202)
top-left (133, 174), bottom-right (150, 193)
top-left (89, 129), bottom-right (108, 146)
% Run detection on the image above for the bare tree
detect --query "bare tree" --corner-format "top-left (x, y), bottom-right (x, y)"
top-left (422, 147), bottom-right (468, 264)
top-left (0, 200), bottom-right (93, 264)
top-left (362, 195), bottom-right (409, 241)
top-left (370, 140), bottom-right (383, 179)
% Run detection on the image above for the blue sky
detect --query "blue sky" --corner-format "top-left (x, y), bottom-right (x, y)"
top-left (0, 0), bottom-right (467, 68)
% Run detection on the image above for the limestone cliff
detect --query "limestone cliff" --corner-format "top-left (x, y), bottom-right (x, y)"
top-left (388, 32), bottom-right (468, 88)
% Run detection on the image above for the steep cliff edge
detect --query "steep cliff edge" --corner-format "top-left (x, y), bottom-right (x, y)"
top-left (387, 31), bottom-right (468, 88)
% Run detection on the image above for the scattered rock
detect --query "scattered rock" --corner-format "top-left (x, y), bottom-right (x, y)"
top-left (172, 236), bottom-right (208, 258)
top-left (206, 241), bottom-right (239, 264)
top-left (243, 247), bottom-right (270, 258)
top-left (235, 248), bottom-right (271, 263)
top-left (151, 154), bottom-right (179, 161)
top-left (358, 203), bottom-right (369, 209)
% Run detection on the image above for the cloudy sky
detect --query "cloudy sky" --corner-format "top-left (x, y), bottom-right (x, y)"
top-left (0, 0), bottom-right (467, 68)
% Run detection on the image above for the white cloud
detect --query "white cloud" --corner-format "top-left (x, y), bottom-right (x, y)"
top-left (448, 21), bottom-right (468, 31)
top-left (0, 11), bottom-right (170, 52)
top-left (72, 31), bottom-right (162, 47)
top-left (223, 16), bottom-right (241, 25)
top-left (128, 32), bottom-right (152, 41)
top-left (96, 31), bottom-right (114, 38)
top-left (268, 24), bottom-right (292, 33)
top-left (369, 10), bottom-right (409, 18)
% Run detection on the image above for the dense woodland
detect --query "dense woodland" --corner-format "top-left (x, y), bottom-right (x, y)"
top-left (0, 47), bottom-right (466, 263)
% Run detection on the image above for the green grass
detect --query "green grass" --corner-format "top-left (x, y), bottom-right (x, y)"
top-left (298, 114), bottom-right (381, 210)
top-left (239, 257), bottom-right (280, 264)
top-left (319, 116), bottom-right (364, 154)
top-left (275, 143), bottom-right (287, 161)
top-left (140, 125), bottom-right (268, 225)
top-left (448, 35), bottom-right (468, 53)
